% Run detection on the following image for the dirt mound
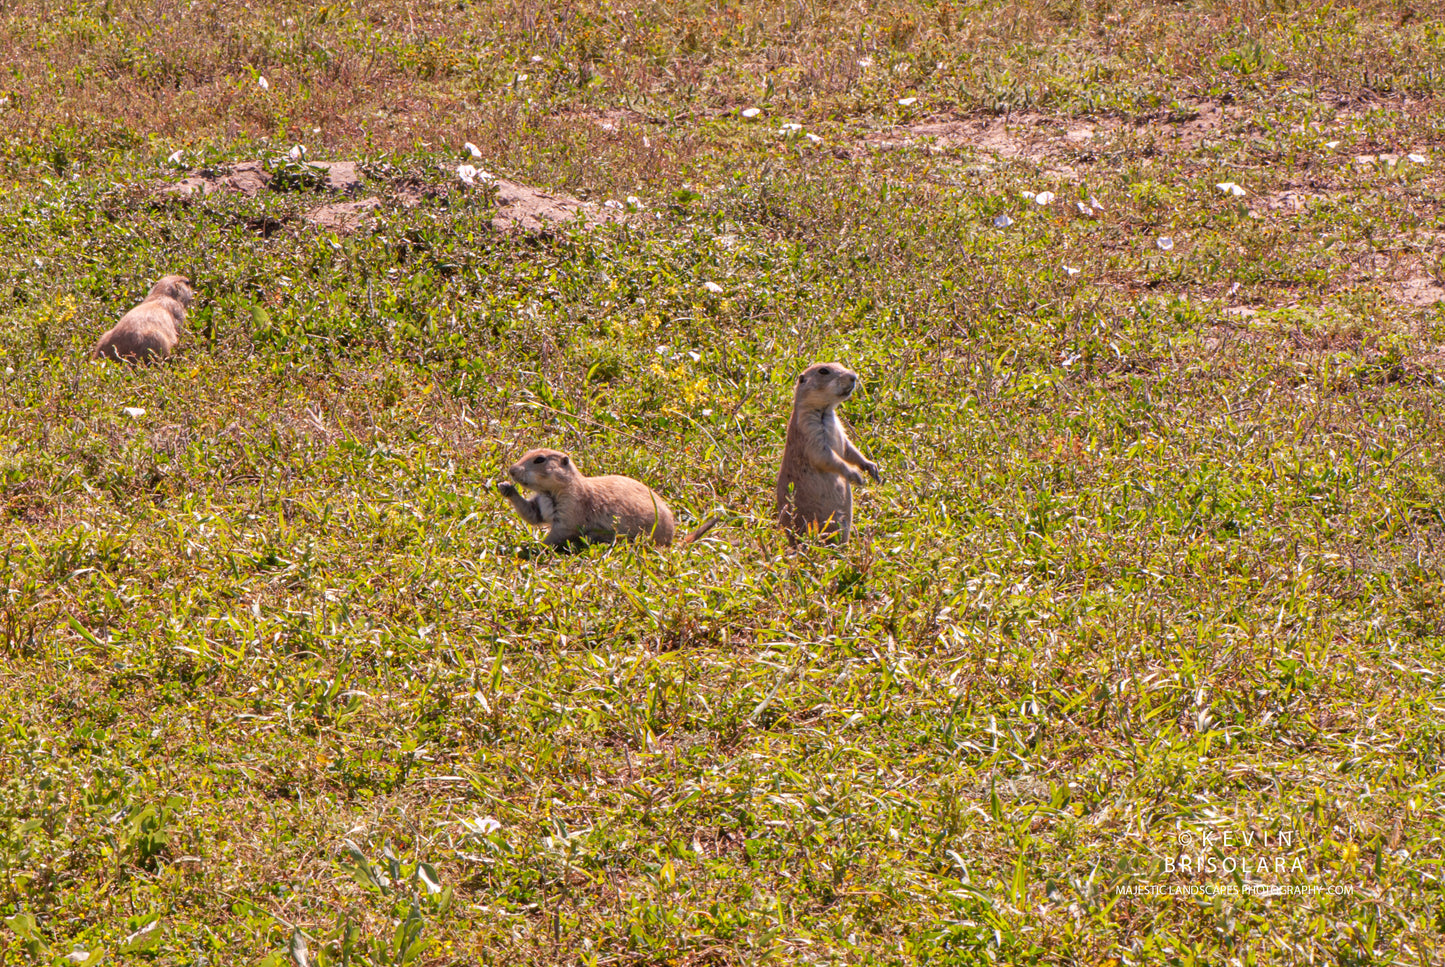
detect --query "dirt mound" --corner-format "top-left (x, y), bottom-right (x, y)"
top-left (490, 178), bottom-right (625, 234)
top-left (165, 160), bottom-right (271, 198)
top-left (304, 198), bottom-right (380, 233)
top-left (162, 160), bottom-right (362, 198)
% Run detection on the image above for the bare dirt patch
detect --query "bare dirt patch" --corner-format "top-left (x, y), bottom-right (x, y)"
top-left (490, 178), bottom-right (626, 234)
top-left (304, 198), bottom-right (380, 234)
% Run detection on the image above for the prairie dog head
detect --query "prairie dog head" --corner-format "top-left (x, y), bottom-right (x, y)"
top-left (147, 275), bottom-right (194, 308)
top-left (508, 448), bottom-right (581, 493)
top-left (793, 362), bottom-right (859, 408)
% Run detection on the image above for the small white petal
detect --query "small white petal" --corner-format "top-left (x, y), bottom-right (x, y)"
top-left (898, 97), bottom-right (917, 106)
top-left (4, 367), bottom-right (13, 376)
top-left (123, 407), bottom-right (146, 419)
top-left (741, 107), bottom-right (761, 118)
top-left (857, 57), bottom-right (874, 69)
top-left (1156, 236), bottom-right (1175, 251)
top-left (531, 55), bottom-right (543, 63)
top-left (65, 951), bottom-right (90, 964)
top-left (702, 281), bottom-right (724, 294)
top-left (457, 163), bottom-right (478, 186)
top-left (1216, 181), bottom-right (1245, 196)
top-left (516, 73), bottom-right (529, 82)
top-left (464, 142), bottom-right (483, 159)
top-left (779, 122), bottom-right (802, 133)
top-left (687, 351), bottom-right (701, 362)
top-left (993, 213), bottom-right (1013, 229)
top-left (1035, 191), bottom-right (1055, 205)
top-left (803, 132), bottom-right (823, 143)
top-left (288, 145), bottom-right (305, 161)
top-left (1408, 153), bottom-right (1428, 164)
top-left (1324, 140), bottom-right (1340, 149)
top-left (1076, 201), bottom-right (1093, 216)
top-left (656, 345), bottom-right (669, 354)
top-left (257, 76), bottom-right (269, 90)
top-left (1089, 195), bottom-right (1104, 211)
top-left (701, 408), bottom-right (713, 417)
top-left (167, 150), bottom-right (185, 165)
top-left (1021, 190), bottom-right (1036, 201)
top-left (603, 199), bottom-right (622, 209)
top-left (626, 195), bottom-right (643, 208)
top-left (1063, 265), bottom-right (1080, 277)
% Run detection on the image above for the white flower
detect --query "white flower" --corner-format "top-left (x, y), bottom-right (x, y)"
top-left (1021, 190), bottom-right (1036, 201)
top-left (741, 107), bottom-right (761, 119)
top-left (625, 196), bottom-right (643, 209)
top-left (1063, 265), bottom-right (1080, 277)
top-left (655, 344), bottom-right (670, 354)
top-left (1325, 140), bottom-right (1340, 149)
top-left (516, 73), bottom-right (529, 82)
top-left (1156, 236), bottom-right (1175, 251)
top-left (257, 76), bottom-right (269, 91)
top-left (1408, 153), bottom-right (1428, 164)
top-left (288, 144), bottom-right (305, 161)
top-left (701, 408), bottom-right (714, 417)
top-left (464, 816), bottom-right (502, 835)
top-left (457, 163), bottom-right (478, 186)
top-left (530, 55), bottom-right (543, 63)
top-left (898, 97), bottom-right (917, 107)
top-left (804, 132), bottom-right (823, 143)
top-left (604, 199), bottom-right (623, 209)
top-left (687, 351), bottom-right (700, 362)
top-left (1076, 201), bottom-right (1093, 216)
top-left (1035, 191), bottom-right (1055, 205)
top-left (464, 142), bottom-right (483, 159)
top-left (993, 213), bottom-right (1013, 228)
top-left (779, 122), bottom-right (803, 134)
top-left (702, 281), bottom-right (724, 294)
top-left (1089, 195), bottom-right (1104, 211)
top-left (857, 57), bottom-right (874, 69)
top-left (64, 952), bottom-right (91, 964)
top-left (167, 150), bottom-right (185, 166)
top-left (123, 407), bottom-right (146, 419)
top-left (1216, 181), bottom-right (1246, 196)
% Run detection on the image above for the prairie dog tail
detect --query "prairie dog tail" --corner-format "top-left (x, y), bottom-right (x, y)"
top-left (679, 514), bottom-right (722, 545)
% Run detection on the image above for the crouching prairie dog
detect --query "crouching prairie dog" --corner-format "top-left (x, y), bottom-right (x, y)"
top-left (499, 448), bottom-right (718, 549)
top-left (775, 361), bottom-right (881, 543)
top-left (91, 275), bottom-right (194, 363)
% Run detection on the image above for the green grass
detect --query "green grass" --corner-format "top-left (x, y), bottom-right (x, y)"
top-left (1, 1), bottom-right (1444, 964)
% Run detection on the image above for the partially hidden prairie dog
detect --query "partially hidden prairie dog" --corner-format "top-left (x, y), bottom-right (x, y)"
top-left (91, 274), bottom-right (194, 363)
top-left (498, 448), bottom-right (718, 549)
top-left (775, 361), bottom-right (882, 543)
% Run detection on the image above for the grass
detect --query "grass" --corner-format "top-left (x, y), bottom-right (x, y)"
top-left (1, 0), bottom-right (1444, 964)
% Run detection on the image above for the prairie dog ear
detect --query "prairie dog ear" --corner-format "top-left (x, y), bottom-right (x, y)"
top-left (559, 455), bottom-right (570, 467)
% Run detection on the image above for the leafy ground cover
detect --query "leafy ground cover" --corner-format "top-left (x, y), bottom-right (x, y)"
top-left (1, 0), bottom-right (1443, 963)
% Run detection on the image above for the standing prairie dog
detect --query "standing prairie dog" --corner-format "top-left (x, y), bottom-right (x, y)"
top-left (499, 448), bottom-right (718, 549)
top-left (775, 361), bottom-right (881, 542)
top-left (91, 275), bottom-right (194, 363)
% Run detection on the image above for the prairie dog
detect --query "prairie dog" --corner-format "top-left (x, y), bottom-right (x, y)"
top-left (775, 362), bottom-right (881, 542)
top-left (499, 448), bottom-right (717, 549)
top-left (91, 275), bottom-right (194, 363)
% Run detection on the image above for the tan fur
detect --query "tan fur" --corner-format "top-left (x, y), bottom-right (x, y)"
top-left (91, 275), bottom-right (194, 363)
top-left (499, 448), bottom-right (684, 549)
top-left (775, 362), bottom-right (881, 542)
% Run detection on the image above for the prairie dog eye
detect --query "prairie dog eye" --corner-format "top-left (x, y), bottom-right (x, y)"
top-left (819, 367), bottom-right (831, 376)
top-left (533, 456), bottom-right (545, 465)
